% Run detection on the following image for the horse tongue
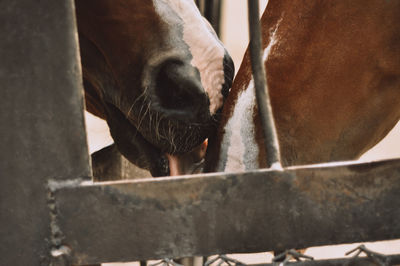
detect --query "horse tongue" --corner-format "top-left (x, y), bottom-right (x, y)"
top-left (166, 139), bottom-right (208, 176)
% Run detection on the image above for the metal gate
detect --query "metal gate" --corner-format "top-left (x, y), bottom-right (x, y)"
top-left (1, 1), bottom-right (399, 265)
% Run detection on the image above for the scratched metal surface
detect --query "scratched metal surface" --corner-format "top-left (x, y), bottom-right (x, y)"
top-left (53, 158), bottom-right (400, 265)
top-left (0, 0), bottom-right (91, 265)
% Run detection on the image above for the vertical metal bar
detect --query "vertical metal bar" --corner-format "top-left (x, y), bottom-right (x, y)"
top-left (0, 0), bottom-right (91, 265)
top-left (247, 0), bottom-right (281, 168)
top-left (196, 0), bottom-right (206, 15)
top-left (197, 0), bottom-right (222, 37)
top-left (205, 0), bottom-right (222, 36)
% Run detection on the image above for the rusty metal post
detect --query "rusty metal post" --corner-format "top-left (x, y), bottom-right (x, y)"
top-left (247, 0), bottom-right (281, 169)
top-left (0, 0), bottom-right (91, 265)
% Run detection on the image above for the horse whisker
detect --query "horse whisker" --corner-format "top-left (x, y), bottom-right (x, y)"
top-left (127, 88), bottom-right (147, 118)
top-left (137, 101), bottom-right (151, 131)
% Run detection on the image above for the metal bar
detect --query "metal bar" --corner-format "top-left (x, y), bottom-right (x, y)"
top-left (247, 1), bottom-right (281, 168)
top-left (205, 0), bottom-right (222, 36)
top-left (0, 0), bottom-right (91, 265)
top-left (196, 0), bottom-right (222, 36)
top-left (54, 158), bottom-right (400, 265)
top-left (196, 0), bottom-right (206, 15)
top-left (258, 254), bottom-right (400, 266)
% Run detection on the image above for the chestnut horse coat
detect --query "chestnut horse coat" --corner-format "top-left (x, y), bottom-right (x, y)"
top-left (207, 0), bottom-right (400, 172)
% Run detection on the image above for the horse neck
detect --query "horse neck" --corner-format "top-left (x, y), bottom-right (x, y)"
top-left (205, 53), bottom-right (267, 173)
top-left (207, 0), bottom-right (400, 172)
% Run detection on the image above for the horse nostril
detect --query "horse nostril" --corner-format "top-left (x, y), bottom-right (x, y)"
top-left (152, 59), bottom-right (209, 120)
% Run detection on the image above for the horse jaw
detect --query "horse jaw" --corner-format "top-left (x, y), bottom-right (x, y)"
top-left (166, 139), bottom-right (208, 176)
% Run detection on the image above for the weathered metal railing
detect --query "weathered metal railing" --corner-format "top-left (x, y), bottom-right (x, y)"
top-left (1, 1), bottom-right (399, 265)
top-left (53, 159), bottom-right (400, 265)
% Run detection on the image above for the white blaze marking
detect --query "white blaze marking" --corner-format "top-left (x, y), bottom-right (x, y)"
top-left (219, 80), bottom-right (259, 172)
top-left (218, 19), bottom-right (281, 173)
top-left (154, 0), bottom-right (226, 114)
top-left (263, 19), bottom-right (281, 62)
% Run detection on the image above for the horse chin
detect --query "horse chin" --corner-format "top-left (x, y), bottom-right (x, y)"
top-left (166, 139), bottom-right (208, 176)
top-left (126, 103), bottom-right (214, 154)
top-left (137, 117), bottom-right (212, 155)
top-left (131, 117), bottom-right (211, 176)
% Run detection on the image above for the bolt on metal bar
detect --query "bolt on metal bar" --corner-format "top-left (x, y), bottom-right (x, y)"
top-left (247, 0), bottom-right (281, 169)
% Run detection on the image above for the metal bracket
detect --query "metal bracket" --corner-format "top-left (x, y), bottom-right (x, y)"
top-left (150, 258), bottom-right (184, 266)
top-left (273, 249), bottom-right (314, 266)
top-left (205, 255), bottom-right (246, 266)
top-left (345, 245), bottom-right (390, 266)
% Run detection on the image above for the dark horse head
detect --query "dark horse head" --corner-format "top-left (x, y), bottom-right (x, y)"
top-left (75, 0), bottom-right (234, 176)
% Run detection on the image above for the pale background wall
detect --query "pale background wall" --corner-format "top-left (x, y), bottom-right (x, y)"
top-left (85, 1), bottom-right (399, 264)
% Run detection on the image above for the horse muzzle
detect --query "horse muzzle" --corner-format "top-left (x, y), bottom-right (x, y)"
top-left (146, 57), bottom-right (211, 124)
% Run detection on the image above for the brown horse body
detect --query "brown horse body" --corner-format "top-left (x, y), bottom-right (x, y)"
top-left (75, 0), bottom-right (234, 176)
top-left (206, 0), bottom-right (400, 172)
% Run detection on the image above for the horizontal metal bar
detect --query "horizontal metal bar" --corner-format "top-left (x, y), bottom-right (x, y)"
top-left (259, 254), bottom-right (400, 266)
top-left (54, 158), bottom-right (400, 265)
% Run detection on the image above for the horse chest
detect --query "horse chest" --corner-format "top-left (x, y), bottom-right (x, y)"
top-left (218, 80), bottom-right (261, 172)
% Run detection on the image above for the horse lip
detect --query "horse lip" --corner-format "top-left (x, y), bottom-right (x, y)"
top-left (126, 126), bottom-right (170, 177)
top-left (125, 106), bottom-right (212, 154)
top-left (150, 102), bottom-right (200, 123)
top-left (166, 139), bottom-right (208, 176)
